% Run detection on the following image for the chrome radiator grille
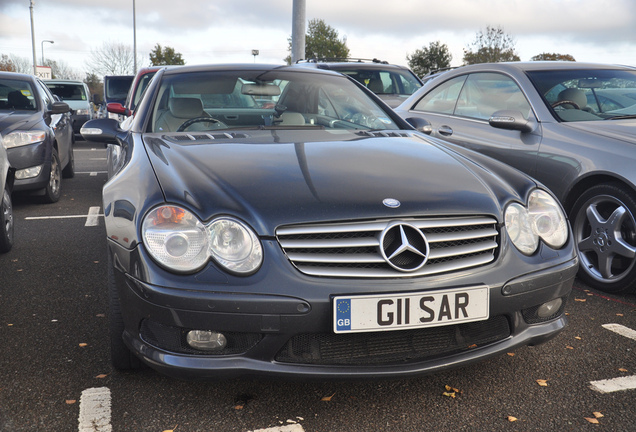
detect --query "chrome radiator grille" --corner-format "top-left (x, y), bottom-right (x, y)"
top-left (276, 216), bottom-right (499, 278)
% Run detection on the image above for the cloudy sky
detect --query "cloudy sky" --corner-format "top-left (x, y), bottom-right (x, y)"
top-left (1, 0), bottom-right (635, 76)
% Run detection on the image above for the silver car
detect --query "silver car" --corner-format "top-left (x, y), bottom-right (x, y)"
top-left (396, 62), bottom-right (636, 294)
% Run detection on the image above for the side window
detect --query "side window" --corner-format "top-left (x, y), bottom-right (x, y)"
top-left (412, 76), bottom-right (467, 114)
top-left (455, 73), bottom-right (532, 120)
top-left (36, 80), bottom-right (53, 111)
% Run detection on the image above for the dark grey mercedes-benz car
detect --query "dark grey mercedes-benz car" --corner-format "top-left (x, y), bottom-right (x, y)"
top-left (396, 62), bottom-right (636, 294)
top-left (81, 64), bottom-right (577, 379)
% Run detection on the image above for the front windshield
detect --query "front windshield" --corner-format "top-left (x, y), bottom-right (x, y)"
top-left (150, 69), bottom-right (400, 133)
top-left (527, 68), bottom-right (636, 121)
top-left (0, 78), bottom-right (36, 111)
top-left (46, 83), bottom-right (87, 101)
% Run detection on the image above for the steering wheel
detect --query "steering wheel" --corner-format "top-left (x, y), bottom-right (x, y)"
top-left (177, 117), bottom-right (227, 132)
top-left (551, 100), bottom-right (581, 109)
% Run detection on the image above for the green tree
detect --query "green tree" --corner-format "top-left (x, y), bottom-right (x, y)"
top-left (285, 19), bottom-right (350, 64)
top-left (531, 52), bottom-right (576, 62)
top-left (149, 44), bottom-right (185, 66)
top-left (463, 26), bottom-right (520, 65)
top-left (407, 41), bottom-right (453, 77)
top-left (84, 73), bottom-right (103, 100)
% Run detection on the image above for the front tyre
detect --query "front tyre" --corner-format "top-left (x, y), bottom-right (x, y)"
top-left (0, 185), bottom-right (13, 253)
top-left (571, 183), bottom-right (636, 294)
top-left (42, 149), bottom-right (61, 203)
top-left (108, 253), bottom-right (142, 370)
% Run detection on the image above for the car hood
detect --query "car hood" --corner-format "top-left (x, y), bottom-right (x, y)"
top-left (0, 111), bottom-right (39, 134)
top-left (565, 119), bottom-right (636, 143)
top-left (144, 130), bottom-right (512, 235)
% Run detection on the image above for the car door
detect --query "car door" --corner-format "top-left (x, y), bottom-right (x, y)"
top-left (407, 72), bottom-right (542, 179)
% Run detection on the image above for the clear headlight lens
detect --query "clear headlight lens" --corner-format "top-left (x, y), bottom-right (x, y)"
top-left (2, 131), bottom-right (46, 149)
top-left (142, 206), bottom-right (209, 272)
top-left (209, 218), bottom-right (263, 274)
top-left (142, 205), bottom-right (262, 274)
top-left (75, 109), bottom-right (90, 116)
top-left (505, 189), bottom-right (568, 255)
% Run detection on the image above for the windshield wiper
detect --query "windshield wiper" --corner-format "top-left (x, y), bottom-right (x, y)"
top-left (604, 114), bottom-right (636, 120)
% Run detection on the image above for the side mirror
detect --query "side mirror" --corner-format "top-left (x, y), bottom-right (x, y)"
top-left (80, 118), bottom-right (122, 144)
top-left (405, 117), bottom-right (433, 135)
top-left (107, 102), bottom-right (130, 117)
top-left (489, 110), bottom-right (534, 133)
top-left (50, 101), bottom-right (70, 114)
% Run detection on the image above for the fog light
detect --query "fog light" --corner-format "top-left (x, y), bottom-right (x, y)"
top-left (537, 298), bottom-right (563, 318)
top-left (15, 165), bottom-right (43, 180)
top-left (186, 330), bottom-right (227, 351)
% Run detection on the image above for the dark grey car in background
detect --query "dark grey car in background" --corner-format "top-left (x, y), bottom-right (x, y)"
top-left (81, 64), bottom-right (577, 379)
top-left (396, 62), bottom-right (636, 294)
top-left (0, 72), bottom-right (74, 203)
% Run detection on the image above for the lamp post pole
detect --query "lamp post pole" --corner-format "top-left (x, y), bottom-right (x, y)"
top-left (41, 40), bottom-right (54, 66)
top-left (30, 0), bottom-right (37, 74)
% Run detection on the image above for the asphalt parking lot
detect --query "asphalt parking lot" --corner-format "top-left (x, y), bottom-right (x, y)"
top-left (1, 140), bottom-right (635, 432)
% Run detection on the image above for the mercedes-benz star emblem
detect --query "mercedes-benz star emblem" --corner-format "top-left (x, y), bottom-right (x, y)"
top-left (382, 198), bottom-right (401, 208)
top-left (380, 222), bottom-right (429, 272)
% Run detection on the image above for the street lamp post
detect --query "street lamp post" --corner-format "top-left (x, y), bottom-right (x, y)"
top-left (41, 40), bottom-right (54, 65)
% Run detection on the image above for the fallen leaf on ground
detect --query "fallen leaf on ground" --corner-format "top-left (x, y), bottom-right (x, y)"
top-left (507, 416), bottom-right (518, 422)
top-left (79, 343), bottom-right (88, 347)
top-left (566, 345), bottom-right (574, 350)
top-left (536, 379), bottom-right (548, 387)
top-left (234, 405), bottom-right (244, 410)
top-left (616, 313), bottom-right (624, 317)
top-left (585, 417), bottom-right (599, 424)
top-left (442, 391), bottom-right (456, 398)
top-left (575, 336), bottom-right (582, 340)
top-left (507, 352), bottom-right (515, 356)
top-left (593, 412), bottom-right (604, 418)
top-left (95, 374), bottom-right (108, 379)
top-left (574, 298), bottom-right (587, 302)
top-left (65, 400), bottom-right (76, 405)
top-left (619, 368), bottom-right (628, 372)
top-left (321, 392), bottom-right (336, 402)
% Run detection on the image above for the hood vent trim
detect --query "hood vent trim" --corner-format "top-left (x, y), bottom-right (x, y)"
top-left (163, 132), bottom-right (250, 143)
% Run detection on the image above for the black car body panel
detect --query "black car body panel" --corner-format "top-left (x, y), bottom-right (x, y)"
top-left (84, 64), bottom-right (577, 379)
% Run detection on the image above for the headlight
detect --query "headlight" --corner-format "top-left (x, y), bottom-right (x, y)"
top-left (2, 131), bottom-right (46, 149)
top-left (75, 109), bottom-right (90, 116)
top-left (142, 205), bottom-right (262, 274)
top-left (505, 189), bottom-right (568, 255)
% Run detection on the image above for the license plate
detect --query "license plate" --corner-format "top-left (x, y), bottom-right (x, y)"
top-left (333, 286), bottom-right (489, 334)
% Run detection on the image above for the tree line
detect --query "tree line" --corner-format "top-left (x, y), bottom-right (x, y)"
top-left (1, 21), bottom-right (575, 97)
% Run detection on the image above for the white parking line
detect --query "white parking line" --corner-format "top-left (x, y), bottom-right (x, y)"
top-left (251, 425), bottom-right (305, 432)
top-left (602, 323), bottom-right (636, 341)
top-left (590, 376), bottom-right (636, 394)
top-left (25, 207), bottom-right (103, 226)
top-left (85, 206), bottom-right (101, 226)
top-left (78, 387), bottom-right (111, 432)
top-left (589, 324), bottom-right (636, 394)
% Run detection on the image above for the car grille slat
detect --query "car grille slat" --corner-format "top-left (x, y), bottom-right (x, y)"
top-left (277, 216), bottom-right (499, 278)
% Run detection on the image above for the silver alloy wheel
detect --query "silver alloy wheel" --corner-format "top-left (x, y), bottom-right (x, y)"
top-left (49, 154), bottom-right (60, 196)
top-left (573, 190), bottom-right (636, 290)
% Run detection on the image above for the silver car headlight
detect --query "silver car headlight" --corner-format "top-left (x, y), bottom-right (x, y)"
top-left (2, 131), bottom-right (46, 149)
top-left (142, 205), bottom-right (262, 274)
top-left (209, 217), bottom-right (263, 274)
top-left (505, 189), bottom-right (568, 255)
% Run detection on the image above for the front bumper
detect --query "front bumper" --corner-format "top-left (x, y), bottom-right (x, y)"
top-left (110, 240), bottom-right (578, 380)
top-left (6, 142), bottom-right (52, 192)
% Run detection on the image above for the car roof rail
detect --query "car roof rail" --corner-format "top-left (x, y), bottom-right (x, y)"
top-left (298, 58), bottom-right (390, 64)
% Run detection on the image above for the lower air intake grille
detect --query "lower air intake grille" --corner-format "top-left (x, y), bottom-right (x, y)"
top-left (275, 316), bottom-right (510, 366)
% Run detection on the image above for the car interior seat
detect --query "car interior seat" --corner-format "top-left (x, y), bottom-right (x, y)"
top-left (367, 78), bottom-right (385, 94)
top-left (154, 97), bottom-right (210, 132)
top-left (8, 90), bottom-right (33, 110)
top-left (557, 88), bottom-right (588, 110)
